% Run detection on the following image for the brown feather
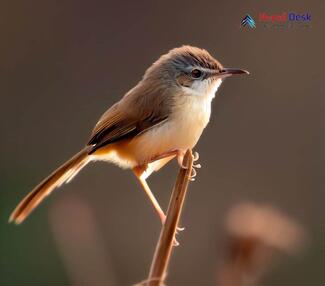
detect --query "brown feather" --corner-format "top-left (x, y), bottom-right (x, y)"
top-left (88, 79), bottom-right (174, 154)
top-left (9, 147), bottom-right (91, 224)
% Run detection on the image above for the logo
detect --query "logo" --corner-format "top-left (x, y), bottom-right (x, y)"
top-left (259, 12), bottom-right (311, 22)
top-left (241, 12), bottom-right (312, 30)
top-left (241, 14), bottom-right (256, 28)
top-left (259, 12), bottom-right (311, 29)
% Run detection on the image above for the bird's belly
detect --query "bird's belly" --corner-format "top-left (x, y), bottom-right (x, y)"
top-left (132, 121), bottom-right (202, 161)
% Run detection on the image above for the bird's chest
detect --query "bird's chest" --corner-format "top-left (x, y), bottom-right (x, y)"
top-left (169, 94), bottom-right (212, 148)
top-left (174, 95), bottom-right (211, 130)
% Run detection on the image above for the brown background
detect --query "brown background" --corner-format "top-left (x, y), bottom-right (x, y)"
top-left (1, 1), bottom-right (324, 285)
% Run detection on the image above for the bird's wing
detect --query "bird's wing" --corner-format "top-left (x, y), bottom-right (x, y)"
top-left (87, 84), bottom-right (173, 154)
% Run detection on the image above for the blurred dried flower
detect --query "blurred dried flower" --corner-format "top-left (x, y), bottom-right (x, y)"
top-left (226, 202), bottom-right (306, 253)
top-left (217, 202), bottom-right (307, 286)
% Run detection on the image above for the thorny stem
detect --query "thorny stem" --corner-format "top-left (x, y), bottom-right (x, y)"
top-left (145, 149), bottom-right (193, 286)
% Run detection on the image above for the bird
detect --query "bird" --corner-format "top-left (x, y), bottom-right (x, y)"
top-left (9, 45), bottom-right (249, 225)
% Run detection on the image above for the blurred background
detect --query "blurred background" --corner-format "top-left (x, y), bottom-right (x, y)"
top-left (1, 0), bottom-right (324, 285)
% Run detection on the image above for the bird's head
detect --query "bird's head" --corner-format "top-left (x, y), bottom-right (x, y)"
top-left (143, 45), bottom-right (249, 97)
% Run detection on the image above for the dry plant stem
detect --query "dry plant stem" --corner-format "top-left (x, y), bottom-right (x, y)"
top-left (146, 149), bottom-right (193, 286)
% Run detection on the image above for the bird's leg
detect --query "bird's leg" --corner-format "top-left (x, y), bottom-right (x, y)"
top-left (133, 165), bottom-right (184, 238)
top-left (149, 150), bottom-right (179, 163)
top-left (148, 148), bottom-right (201, 180)
top-left (133, 165), bottom-right (166, 224)
top-left (149, 149), bottom-right (186, 169)
top-left (148, 148), bottom-right (190, 175)
top-left (149, 149), bottom-right (201, 180)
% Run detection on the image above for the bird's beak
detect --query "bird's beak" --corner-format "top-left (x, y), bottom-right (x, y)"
top-left (219, 68), bottom-right (249, 77)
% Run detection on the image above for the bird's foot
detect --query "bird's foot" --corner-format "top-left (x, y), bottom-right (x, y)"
top-left (189, 151), bottom-right (201, 181)
top-left (160, 215), bottom-right (184, 246)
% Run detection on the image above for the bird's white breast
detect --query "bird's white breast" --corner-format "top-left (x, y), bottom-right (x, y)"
top-left (129, 79), bottom-right (222, 164)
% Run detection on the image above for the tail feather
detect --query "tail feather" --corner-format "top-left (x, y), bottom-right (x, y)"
top-left (9, 147), bottom-right (91, 224)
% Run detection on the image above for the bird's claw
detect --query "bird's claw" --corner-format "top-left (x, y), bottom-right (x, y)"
top-left (173, 226), bottom-right (184, 247)
top-left (173, 237), bottom-right (180, 247)
top-left (190, 167), bottom-right (197, 181)
top-left (193, 151), bottom-right (200, 162)
top-left (189, 151), bottom-right (201, 181)
top-left (161, 216), bottom-right (184, 246)
top-left (179, 151), bottom-right (200, 169)
top-left (173, 226), bottom-right (185, 246)
top-left (176, 226), bottom-right (185, 232)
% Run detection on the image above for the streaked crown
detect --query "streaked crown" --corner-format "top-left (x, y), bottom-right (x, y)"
top-left (167, 45), bottom-right (223, 71)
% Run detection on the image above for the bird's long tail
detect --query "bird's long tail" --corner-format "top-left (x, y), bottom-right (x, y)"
top-left (9, 147), bottom-right (92, 224)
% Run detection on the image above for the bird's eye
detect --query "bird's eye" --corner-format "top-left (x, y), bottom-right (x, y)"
top-left (191, 69), bottom-right (202, 79)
